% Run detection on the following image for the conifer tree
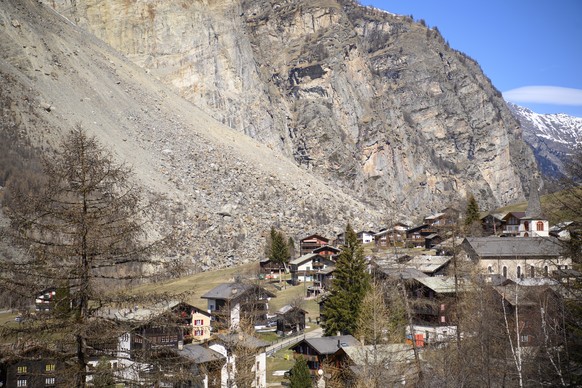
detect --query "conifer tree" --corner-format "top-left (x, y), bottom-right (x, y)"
top-left (266, 227), bottom-right (290, 266)
top-left (289, 356), bottom-right (312, 388)
top-left (1, 127), bottom-right (180, 386)
top-left (323, 223), bottom-right (370, 336)
top-left (465, 194), bottom-right (480, 226)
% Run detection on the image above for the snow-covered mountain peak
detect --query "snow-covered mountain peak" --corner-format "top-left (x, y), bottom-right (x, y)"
top-left (507, 102), bottom-right (582, 179)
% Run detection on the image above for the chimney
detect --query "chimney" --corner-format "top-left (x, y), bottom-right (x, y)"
top-left (337, 339), bottom-right (341, 348)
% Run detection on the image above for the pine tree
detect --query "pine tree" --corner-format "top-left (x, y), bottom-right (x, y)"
top-left (289, 356), bottom-right (312, 388)
top-left (465, 194), bottom-right (480, 226)
top-left (323, 223), bottom-right (370, 336)
top-left (267, 227), bottom-right (290, 266)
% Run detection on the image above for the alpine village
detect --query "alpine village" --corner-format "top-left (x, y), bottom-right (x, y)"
top-left (0, 1), bottom-right (581, 388)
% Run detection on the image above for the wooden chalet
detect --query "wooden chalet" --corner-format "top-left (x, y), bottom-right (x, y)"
top-left (423, 207), bottom-right (461, 230)
top-left (208, 333), bottom-right (269, 388)
top-left (309, 266), bottom-right (335, 297)
top-left (259, 258), bottom-right (285, 276)
top-left (201, 283), bottom-right (275, 330)
top-left (289, 253), bottom-right (334, 286)
top-left (405, 255), bottom-right (452, 277)
top-left (481, 212), bottom-right (505, 236)
top-left (500, 211), bottom-right (526, 236)
top-left (490, 284), bottom-right (563, 347)
top-left (290, 335), bottom-right (360, 375)
top-left (275, 304), bottom-right (307, 334)
top-left (424, 233), bottom-right (443, 249)
top-left (176, 344), bottom-right (225, 387)
top-left (1, 346), bottom-right (64, 388)
top-left (299, 234), bottom-right (329, 255)
top-left (311, 245), bottom-right (341, 259)
top-left (374, 223), bottom-right (408, 248)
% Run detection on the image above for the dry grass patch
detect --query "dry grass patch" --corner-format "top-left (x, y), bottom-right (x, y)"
top-left (129, 262), bottom-right (259, 309)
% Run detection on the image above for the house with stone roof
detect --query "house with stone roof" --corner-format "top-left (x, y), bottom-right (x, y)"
top-left (461, 237), bottom-right (570, 280)
top-left (201, 283), bottom-right (275, 330)
top-left (290, 335), bottom-right (360, 375)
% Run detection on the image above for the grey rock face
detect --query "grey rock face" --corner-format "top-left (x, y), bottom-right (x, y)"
top-left (0, 0), bottom-right (385, 272)
top-left (48, 0), bottom-right (537, 216)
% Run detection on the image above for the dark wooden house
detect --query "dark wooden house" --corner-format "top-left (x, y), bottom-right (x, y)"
top-left (1, 346), bottom-right (64, 388)
top-left (275, 304), bottom-right (307, 335)
top-left (201, 283), bottom-right (275, 330)
top-left (290, 335), bottom-right (360, 375)
top-left (299, 234), bottom-right (330, 256)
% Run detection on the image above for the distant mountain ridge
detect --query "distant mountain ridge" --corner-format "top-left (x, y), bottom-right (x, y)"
top-left (507, 102), bottom-right (582, 179)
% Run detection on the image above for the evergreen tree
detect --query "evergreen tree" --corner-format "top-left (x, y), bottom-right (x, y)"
top-left (267, 227), bottom-right (290, 266)
top-left (323, 223), bottom-right (370, 336)
top-left (465, 194), bottom-right (480, 226)
top-left (289, 356), bottom-right (312, 388)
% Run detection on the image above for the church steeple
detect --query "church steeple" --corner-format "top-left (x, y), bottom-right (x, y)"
top-left (525, 177), bottom-right (544, 219)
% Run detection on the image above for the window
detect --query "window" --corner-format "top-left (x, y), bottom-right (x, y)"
top-left (503, 266), bottom-right (508, 278)
top-left (440, 316), bottom-right (446, 323)
top-left (544, 266), bottom-right (549, 277)
top-left (440, 304), bottom-right (446, 312)
top-left (194, 319), bottom-right (203, 326)
top-left (517, 266), bottom-right (521, 279)
top-left (17, 379), bottom-right (27, 387)
top-left (17, 366), bottom-right (28, 373)
top-left (536, 221), bottom-right (544, 231)
top-left (194, 329), bottom-right (204, 336)
top-left (45, 377), bottom-right (55, 386)
top-left (524, 221), bottom-right (529, 231)
top-left (45, 363), bottom-right (55, 372)
top-left (520, 335), bottom-right (529, 343)
top-left (488, 265), bottom-right (493, 273)
top-left (530, 265), bottom-right (535, 278)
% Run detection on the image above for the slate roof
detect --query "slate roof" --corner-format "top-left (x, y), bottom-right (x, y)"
top-left (491, 285), bottom-right (538, 307)
top-left (178, 344), bottom-right (226, 364)
top-left (464, 237), bottom-right (562, 257)
top-left (276, 304), bottom-right (308, 315)
top-left (201, 283), bottom-right (275, 301)
top-left (312, 245), bottom-right (341, 254)
top-left (376, 267), bottom-right (428, 280)
top-left (293, 335), bottom-right (360, 355)
top-left (214, 333), bottom-right (270, 349)
top-left (414, 276), bottom-right (464, 294)
top-left (341, 344), bottom-right (415, 366)
top-left (290, 253), bottom-right (320, 266)
top-left (406, 255), bottom-right (452, 274)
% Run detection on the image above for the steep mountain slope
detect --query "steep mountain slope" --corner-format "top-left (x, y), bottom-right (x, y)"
top-left (0, 0), bottom-right (385, 270)
top-left (507, 102), bottom-right (582, 179)
top-left (49, 0), bottom-right (538, 214)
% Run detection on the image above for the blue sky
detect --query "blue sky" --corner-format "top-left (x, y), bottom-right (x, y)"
top-left (360, 0), bottom-right (582, 117)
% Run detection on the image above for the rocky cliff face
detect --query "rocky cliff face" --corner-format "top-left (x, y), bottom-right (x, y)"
top-left (0, 0), bottom-right (386, 271)
top-left (507, 102), bottom-right (582, 180)
top-left (49, 0), bottom-right (538, 215)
